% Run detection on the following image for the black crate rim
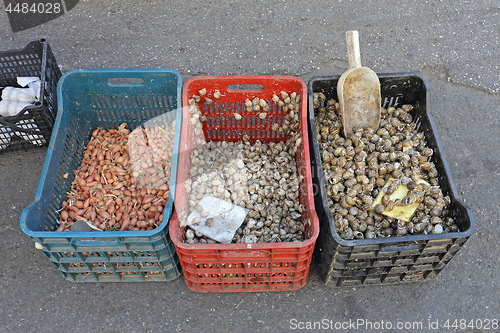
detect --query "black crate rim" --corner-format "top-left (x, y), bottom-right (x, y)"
top-left (308, 72), bottom-right (475, 248)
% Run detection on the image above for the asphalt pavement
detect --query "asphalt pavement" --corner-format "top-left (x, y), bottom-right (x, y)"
top-left (0, 1), bottom-right (498, 332)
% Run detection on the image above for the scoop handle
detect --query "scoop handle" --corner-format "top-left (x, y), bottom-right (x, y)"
top-left (346, 30), bottom-right (361, 69)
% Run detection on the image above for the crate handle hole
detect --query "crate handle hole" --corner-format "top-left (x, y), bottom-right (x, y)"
top-left (71, 239), bottom-right (122, 247)
top-left (220, 250), bottom-right (271, 258)
top-left (226, 84), bottom-right (264, 92)
top-left (380, 243), bottom-right (420, 252)
top-left (107, 77), bottom-right (145, 85)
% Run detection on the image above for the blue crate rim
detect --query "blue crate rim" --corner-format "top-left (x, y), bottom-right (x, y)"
top-left (21, 198), bottom-right (174, 239)
top-left (308, 72), bottom-right (475, 247)
top-left (20, 68), bottom-right (183, 239)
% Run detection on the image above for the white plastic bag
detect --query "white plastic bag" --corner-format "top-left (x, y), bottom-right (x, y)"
top-left (185, 196), bottom-right (248, 243)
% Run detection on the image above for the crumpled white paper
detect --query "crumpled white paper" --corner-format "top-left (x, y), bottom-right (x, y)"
top-left (186, 196), bottom-right (248, 243)
top-left (17, 76), bottom-right (41, 100)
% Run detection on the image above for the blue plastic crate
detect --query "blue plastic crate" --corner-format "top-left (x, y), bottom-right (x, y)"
top-left (20, 69), bottom-right (183, 282)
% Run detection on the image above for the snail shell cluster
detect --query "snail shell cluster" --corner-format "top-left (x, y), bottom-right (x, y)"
top-left (182, 91), bottom-right (308, 244)
top-left (314, 93), bottom-right (458, 240)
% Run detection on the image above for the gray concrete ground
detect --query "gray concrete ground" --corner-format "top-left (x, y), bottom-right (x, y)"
top-left (0, 1), bottom-right (499, 332)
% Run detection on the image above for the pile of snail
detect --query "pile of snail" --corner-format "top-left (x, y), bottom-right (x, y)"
top-left (313, 92), bottom-right (458, 239)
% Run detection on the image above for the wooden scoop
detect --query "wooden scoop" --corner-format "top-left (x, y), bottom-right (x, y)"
top-left (337, 31), bottom-right (381, 137)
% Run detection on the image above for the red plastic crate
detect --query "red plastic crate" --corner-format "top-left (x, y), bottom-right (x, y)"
top-left (170, 75), bottom-right (319, 292)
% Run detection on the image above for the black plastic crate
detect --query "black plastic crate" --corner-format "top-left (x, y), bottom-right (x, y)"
top-left (308, 73), bottom-right (475, 287)
top-left (0, 38), bottom-right (61, 155)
